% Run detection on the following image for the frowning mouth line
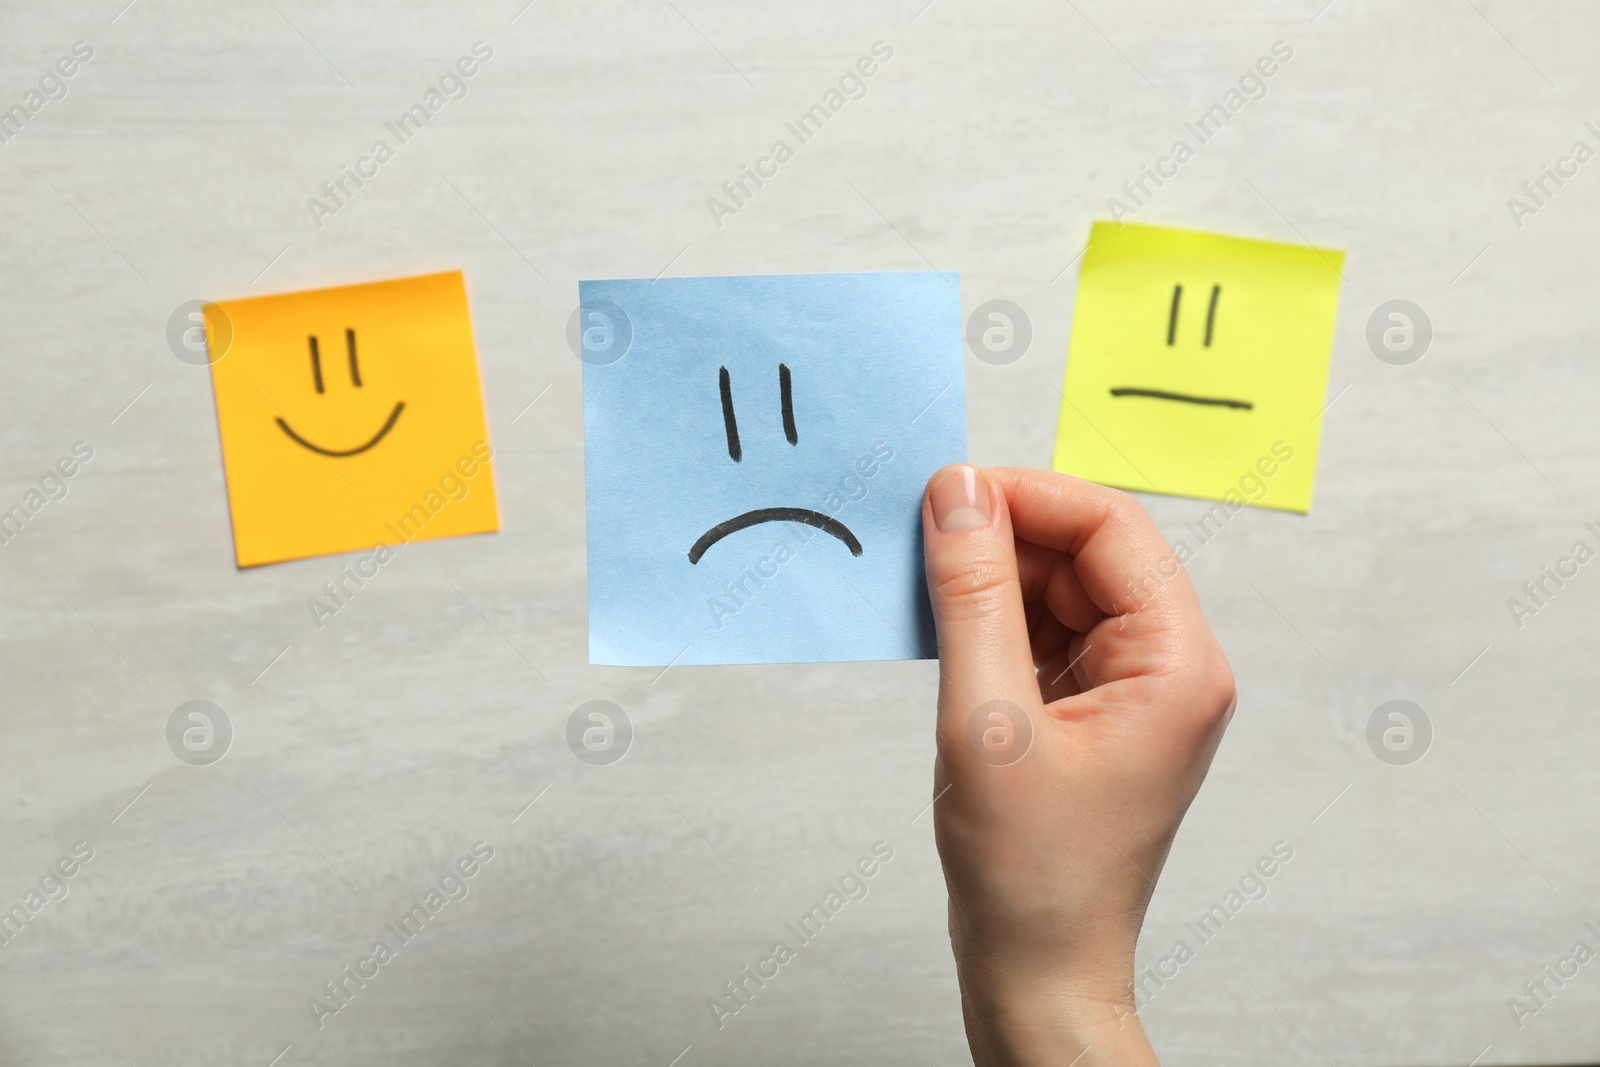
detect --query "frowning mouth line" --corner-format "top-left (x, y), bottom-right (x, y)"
top-left (276, 401), bottom-right (406, 456)
top-left (1109, 388), bottom-right (1253, 411)
top-left (689, 508), bottom-right (862, 564)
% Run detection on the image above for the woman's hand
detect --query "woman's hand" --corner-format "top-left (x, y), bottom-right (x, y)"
top-left (921, 465), bottom-right (1237, 1066)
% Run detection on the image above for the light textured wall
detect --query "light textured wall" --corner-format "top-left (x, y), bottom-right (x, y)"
top-left (0, 1), bottom-right (1596, 1064)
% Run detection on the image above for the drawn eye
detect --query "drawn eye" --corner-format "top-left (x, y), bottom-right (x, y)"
top-left (719, 366), bottom-right (740, 461)
top-left (346, 328), bottom-right (362, 385)
top-left (309, 336), bottom-right (324, 393)
top-left (779, 363), bottom-right (797, 445)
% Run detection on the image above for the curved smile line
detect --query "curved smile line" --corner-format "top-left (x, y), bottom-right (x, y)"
top-left (689, 508), bottom-right (862, 564)
top-left (276, 401), bottom-right (406, 456)
top-left (1108, 388), bottom-right (1253, 411)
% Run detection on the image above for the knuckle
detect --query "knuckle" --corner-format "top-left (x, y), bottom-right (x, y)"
top-left (1102, 486), bottom-right (1150, 528)
top-left (1197, 653), bottom-right (1238, 721)
top-left (930, 557), bottom-right (1014, 619)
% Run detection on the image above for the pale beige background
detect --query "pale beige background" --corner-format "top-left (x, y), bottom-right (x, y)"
top-left (1, 1), bottom-right (1597, 1064)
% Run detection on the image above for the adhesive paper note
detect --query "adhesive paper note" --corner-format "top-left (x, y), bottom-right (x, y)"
top-left (580, 272), bottom-right (966, 666)
top-left (205, 271), bottom-right (498, 567)
top-left (1052, 221), bottom-right (1344, 513)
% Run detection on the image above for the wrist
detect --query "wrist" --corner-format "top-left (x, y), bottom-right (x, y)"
top-left (955, 960), bottom-right (1158, 1067)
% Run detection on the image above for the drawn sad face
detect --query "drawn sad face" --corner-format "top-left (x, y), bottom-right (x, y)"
top-left (580, 273), bottom-right (967, 667)
top-left (206, 271), bottom-right (499, 567)
top-left (1052, 221), bottom-right (1344, 514)
top-left (687, 362), bottom-right (863, 565)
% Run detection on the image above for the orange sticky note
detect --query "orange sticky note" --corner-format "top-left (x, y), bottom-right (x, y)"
top-left (205, 271), bottom-right (499, 567)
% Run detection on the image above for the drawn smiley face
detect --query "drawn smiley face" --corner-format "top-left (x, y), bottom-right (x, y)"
top-left (580, 272), bottom-right (966, 667)
top-left (1053, 221), bottom-right (1345, 513)
top-left (206, 271), bottom-right (499, 567)
top-left (274, 328), bottom-right (406, 457)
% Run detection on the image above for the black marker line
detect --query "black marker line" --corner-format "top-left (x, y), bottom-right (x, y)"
top-left (347, 328), bottom-right (362, 387)
top-left (1167, 284), bottom-right (1181, 346)
top-left (309, 335), bottom-right (324, 393)
top-left (718, 366), bottom-right (741, 462)
top-left (779, 363), bottom-right (797, 445)
top-left (1109, 388), bottom-right (1253, 410)
top-left (689, 507), bottom-right (861, 564)
top-left (1204, 285), bottom-right (1220, 347)
top-left (276, 401), bottom-right (406, 456)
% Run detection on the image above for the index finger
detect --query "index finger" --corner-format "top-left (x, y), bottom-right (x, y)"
top-left (983, 467), bottom-right (1201, 622)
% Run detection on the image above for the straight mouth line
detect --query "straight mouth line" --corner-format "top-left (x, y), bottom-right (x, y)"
top-left (689, 508), bottom-right (861, 564)
top-left (276, 401), bottom-right (405, 456)
top-left (1109, 388), bottom-right (1253, 410)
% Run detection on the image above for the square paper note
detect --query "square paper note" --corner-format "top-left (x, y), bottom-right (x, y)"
top-left (1052, 221), bottom-right (1344, 513)
top-left (205, 271), bottom-right (498, 567)
top-left (580, 272), bottom-right (966, 666)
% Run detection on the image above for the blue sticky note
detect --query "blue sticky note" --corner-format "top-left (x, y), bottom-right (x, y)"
top-left (580, 272), bottom-right (967, 666)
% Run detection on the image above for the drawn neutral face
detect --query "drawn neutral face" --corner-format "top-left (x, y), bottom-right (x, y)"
top-left (1106, 282), bottom-right (1254, 412)
top-left (688, 362), bottom-right (863, 564)
top-left (206, 271), bottom-right (499, 567)
top-left (272, 328), bottom-right (406, 456)
top-left (1052, 221), bottom-right (1345, 514)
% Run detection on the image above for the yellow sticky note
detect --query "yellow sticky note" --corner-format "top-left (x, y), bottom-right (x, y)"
top-left (205, 271), bottom-right (499, 567)
top-left (1052, 221), bottom-right (1344, 513)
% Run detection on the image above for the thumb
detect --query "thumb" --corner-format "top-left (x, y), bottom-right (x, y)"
top-left (922, 465), bottom-right (1039, 760)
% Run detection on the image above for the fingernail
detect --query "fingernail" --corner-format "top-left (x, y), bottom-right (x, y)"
top-left (931, 465), bottom-right (991, 533)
